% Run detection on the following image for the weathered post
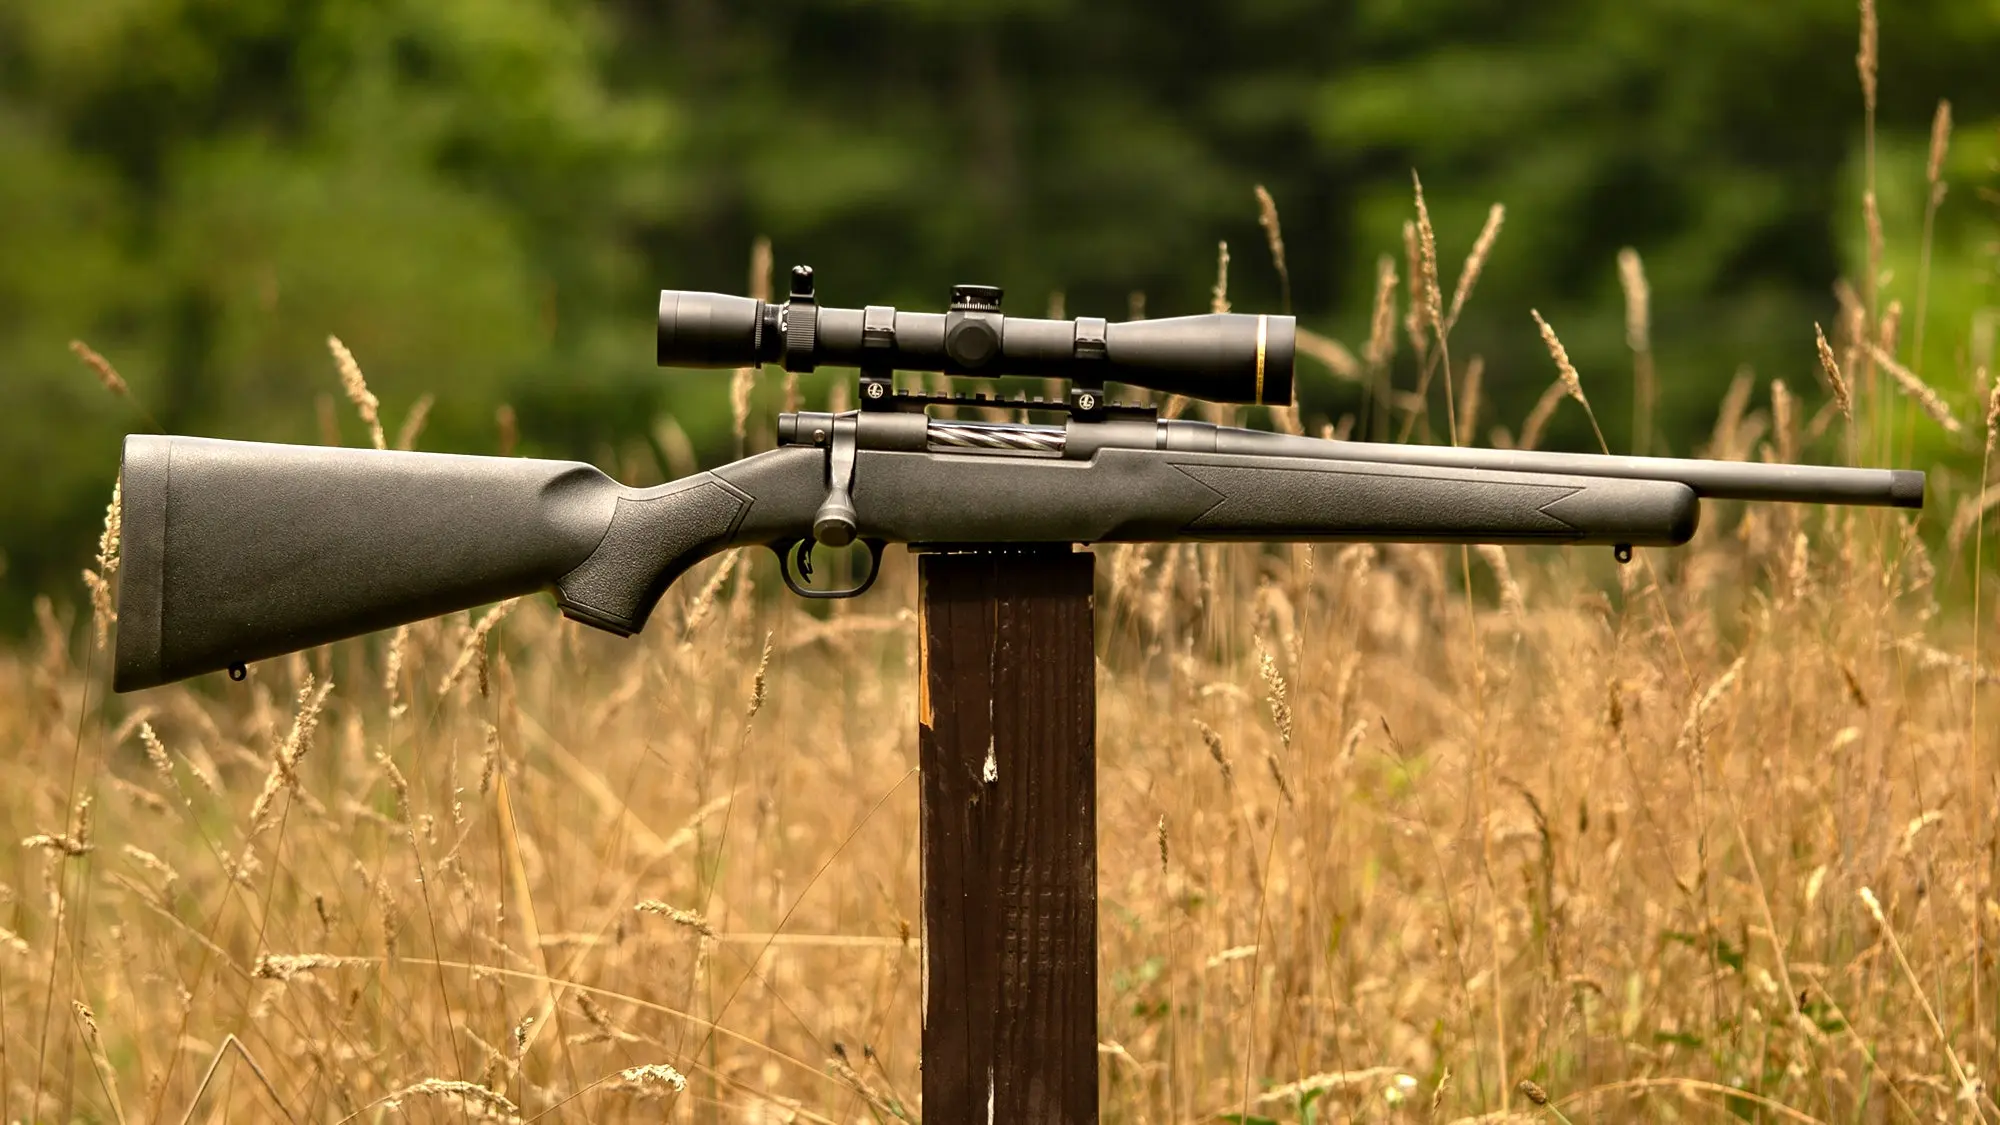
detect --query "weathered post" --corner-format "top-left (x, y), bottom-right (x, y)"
top-left (918, 546), bottom-right (1098, 1125)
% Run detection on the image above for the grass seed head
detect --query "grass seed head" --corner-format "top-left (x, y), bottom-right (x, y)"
top-left (122, 844), bottom-right (180, 893)
top-left (1294, 328), bottom-right (1361, 381)
top-left (746, 630), bottom-right (776, 720)
top-left (82, 479), bottom-right (122, 648)
top-left (1365, 255), bottom-right (1400, 372)
top-left (1445, 202), bottom-right (1505, 331)
top-left (1254, 184), bottom-right (1290, 308)
top-left (1530, 310), bottom-right (1586, 406)
top-left (1256, 639), bottom-right (1293, 748)
top-left (81, 567), bottom-right (114, 650)
top-left (1869, 343), bottom-right (1964, 433)
top-left (1983, 376), bottom-right (1999, 461)
top-left (1857, 0), bottom-right (1878, 112)
top-left (1926, 99), bottom-right (1953, 186)
top-left (439, 599), bottom-right (519, 696)
top-left (1815, 323), bottom-right (1854, 421)
top-left (1410, 172), bottom-right (1444, 340)
top-left (480, 721), bottom-right (501, 795)
top-left (1617, 248), bottom-right (1651, 353)
top-left (385, 1078), bottom-right (519, 1118)
top-left (1210, 240), bottom-right (1231, 314)
top-left (1196, 719), bottom-right (1232, 785)
top-left (253, 953), bottom-right (358, 980)
top-left (1477, 543), bottom-right (1524, 618)
top-left (1879, 298), bottom-right (1903, 353)
top-left (1457, 355), bottom-right (1485, 446)
top-left (248, 675), bottom-right (332, 836)
top-left (1263, 749), bottom-right (1295, 807)
top-left (96, 477), bottom-right (121, 578)
top-left (377, 877), bottom-right (402, 958)
top-left (20, 832), bottom-right (92, 857)
top-left (394, 392), bottom-right (434, 451)
top-left (620, 1063), bottom-right (688, 1092)
top-left (681, 552), bottom-right (740, 642)
top-left (138, 722), bottom-right (171, 775)
top-left (383, 624), bottom-right (409, 718)
top-left (70, 339), bottom-right (129, 397)
top-left (326, 335), bottom-right (385, 450)
top-left (731, 364), bottom-right (756, 449)
top-left (635, 900), bottom-right (717, 938)
top-left (1402, 220), bottom-right (1429, 363)
top-left (378, 751), bottom-right (412, 824)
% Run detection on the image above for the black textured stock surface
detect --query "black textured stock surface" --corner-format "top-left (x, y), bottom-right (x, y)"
top-left (119, 432), bottom-right (1730, 690)
top-left (114, 436), bottom-right (621, 691)
top-left (554, 478), bottom-right (750, 633)
top-left (730, 447), bottom-right (1702, 548)
top-left (1173, 463), bottom-right (1696, 542)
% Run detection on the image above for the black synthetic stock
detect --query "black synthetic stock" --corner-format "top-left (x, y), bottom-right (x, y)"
top-left (760, 448), bottom-right (1701, 548)
top-left (115, 434), bottom-right (1705, 690)
top-left (114, 437), bottom-right (755, 691)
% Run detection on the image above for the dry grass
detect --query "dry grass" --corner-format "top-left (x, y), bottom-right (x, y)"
top-left (2, 414), bottom-right (1994, 1122)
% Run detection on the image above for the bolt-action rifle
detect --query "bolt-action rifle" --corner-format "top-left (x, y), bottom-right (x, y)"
top-left (112, 266), bottom-right (1924, 692)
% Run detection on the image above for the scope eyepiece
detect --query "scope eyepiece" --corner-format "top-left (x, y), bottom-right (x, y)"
top-left (656, 270), bottom-right (1296, 406)
top-left (656, 290), bottom-right (767, 368)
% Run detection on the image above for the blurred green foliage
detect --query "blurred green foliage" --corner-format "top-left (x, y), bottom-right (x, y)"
top-left (1, 0), bottom-right (1995, 627)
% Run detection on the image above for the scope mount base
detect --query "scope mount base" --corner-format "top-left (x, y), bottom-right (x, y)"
top-left (860, 384), bottom-right (1155, 422)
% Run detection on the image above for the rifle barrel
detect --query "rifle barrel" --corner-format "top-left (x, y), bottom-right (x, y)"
top-left (783, 412), bottom-right (1925, 510)
top-left (1187, 425), bottom-right (1923, 509)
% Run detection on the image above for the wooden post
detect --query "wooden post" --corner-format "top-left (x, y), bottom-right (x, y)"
top-left (919, 547), bottom-right (1097, 1125)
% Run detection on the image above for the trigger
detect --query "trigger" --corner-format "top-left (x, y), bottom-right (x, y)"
top-left (773, 536), bottom-right (886, 600)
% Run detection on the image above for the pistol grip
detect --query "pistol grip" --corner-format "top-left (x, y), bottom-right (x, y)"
top-left (554, 475), bottom-right (751, 635)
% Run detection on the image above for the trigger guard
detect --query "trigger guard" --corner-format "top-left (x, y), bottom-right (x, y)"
top-left (773, 537), bottom-right (886, 600)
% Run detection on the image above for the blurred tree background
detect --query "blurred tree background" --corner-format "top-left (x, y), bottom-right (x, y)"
top-left (2, 0), bottom-right (1996, 629)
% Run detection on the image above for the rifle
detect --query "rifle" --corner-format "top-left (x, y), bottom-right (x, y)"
top-left (112, 266), bottom-right (1924, 692)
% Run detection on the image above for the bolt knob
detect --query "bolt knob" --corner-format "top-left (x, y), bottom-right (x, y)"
top-left (813, 494), bottom-right (858, 547)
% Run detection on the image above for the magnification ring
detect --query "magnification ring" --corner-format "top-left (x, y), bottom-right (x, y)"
top-left (782, 302), bottom-right (818, 372)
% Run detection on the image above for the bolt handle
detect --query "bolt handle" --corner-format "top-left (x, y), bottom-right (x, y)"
top-left (814, 412), bottom-right (861, 547)
top-left (813, 492), bottom-right (859, 547)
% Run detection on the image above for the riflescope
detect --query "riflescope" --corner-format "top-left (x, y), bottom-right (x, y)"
top-left (658, 265), bottom-right (1295, 409)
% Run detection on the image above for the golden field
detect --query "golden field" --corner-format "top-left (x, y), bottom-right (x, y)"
top-left (5, 25), bottom-right (2000, 1115)
top-left (3, 384), bottom-right (1997, 1124)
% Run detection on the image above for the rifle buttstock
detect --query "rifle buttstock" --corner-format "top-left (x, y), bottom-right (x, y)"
top-left (113, 437), bottom-right (759, 691)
